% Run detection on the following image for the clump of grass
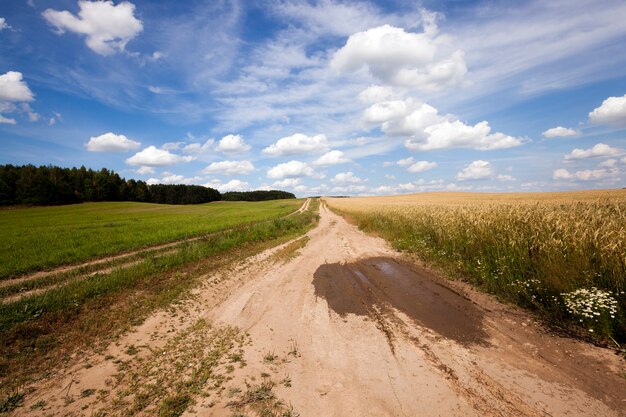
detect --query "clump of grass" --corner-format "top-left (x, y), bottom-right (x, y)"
top-left (125, 345), bottom-right (139, 355)
top-left (158, 394), bottom-right (191, 417)
top-left (0, 391), bottom-right (24, 413)
top-left (263, 352), bottom-right (278, 364)
top-left (227, 381), bottom-right (297, 417)
top-left (326, 192), bottom-right (626, 342)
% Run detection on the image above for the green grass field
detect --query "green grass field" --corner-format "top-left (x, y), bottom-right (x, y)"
top-left (0, 200), bottom-right (302, 279)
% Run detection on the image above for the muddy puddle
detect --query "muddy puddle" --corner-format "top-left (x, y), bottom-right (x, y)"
top-left (313, 257), bottom-right (488, 346)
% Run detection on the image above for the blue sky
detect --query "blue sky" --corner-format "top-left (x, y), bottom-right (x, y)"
top-left (1, 0), bottom-right (626, 196)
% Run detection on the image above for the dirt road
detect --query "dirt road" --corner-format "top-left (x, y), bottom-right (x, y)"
top-left (20, 202), bottom-right (625, 416)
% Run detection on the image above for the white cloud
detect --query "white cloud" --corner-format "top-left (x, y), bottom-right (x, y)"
top-left (364, 99), bottom-right (523, 151)
top-left (599, 159), bottom-right (617, 168)
top-left (396, 157), bottom-right (414, 167)
top-left (409, 120), bottom-right (522, 151)
top-left (136, 166), bottom-right (155, 175)
top-left (202, 160), bottom-right (255, 176)
top-left (267, 160), bottom-right (314, 179)
top-left (370, 185), bottom-right (396, 195)
top-left (407, 160), bottom-right (437, 173)
top-left (456, 160), bottom-right (493, 181)
top-left (589, 94), bottom-right (626, 126)
top-left (85, 132), bottom-right (140, 152)
top-left (497, 174), bottom-right (515, 182)
top-left (126, 146), bottom-right (194, 167)
top-left (183, 139), bottom-right (214, 154)
top-left (0, 17), bottom-right (10, 31)
top-left (331, 184), bottom-right (368, 194)
top-left (215, 134), bottom-right (251, 154)
top-left (272, 178), bottom-right (301, 188)
top-left (331, 24), bottom-right (467, 91)
top-left (331, 172), bottom-right (366, 184)
top-left (0, 115), bottom-right (16, 124)
top-left (160, 174), bottom-right (185, 184)
top-left (564, 143), bottom-right (623, 160)
top-left (49, 112), bottom-right (62, 126)
top-left (216, 179), bottom-right (250, 193)
top-left (161, 142), bottom-right (184, 151)
top-left (542, 126), bottom-right (580, 138)
top-left (553, 168), bottom-right (617, 181)
top-left (0, 71), bottom-right (34, 102)
top-left (42, 0), bottom-right (143, 56)
top-left (262, 133), bottom-right (328, 156)
top-left (358, 85), bottom-right (394, 103)
top-left (313, 150), bottom-right (350, 166)
top-left (21, 103), bottom-right (40, 122)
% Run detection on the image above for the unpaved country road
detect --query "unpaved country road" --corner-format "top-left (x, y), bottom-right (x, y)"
top-left (20, 202), bottom-right (626, 416)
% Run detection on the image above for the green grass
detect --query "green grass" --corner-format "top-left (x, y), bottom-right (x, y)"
top-left (0, 200), bottom-right (301, 279)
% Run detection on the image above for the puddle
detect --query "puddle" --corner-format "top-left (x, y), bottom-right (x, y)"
top-left (313, 257), bottom-right (488, 346)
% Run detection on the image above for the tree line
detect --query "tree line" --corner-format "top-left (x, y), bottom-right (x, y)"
top-left (0, 164), bottom-right (295, 206)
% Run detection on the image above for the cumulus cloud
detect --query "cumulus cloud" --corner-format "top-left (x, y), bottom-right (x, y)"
top-left (396, 157), bottom-right (414, 166)
top-left (496, 174), bottom-right (515, 182)
top-left (183, 139), bottom-right (214, 154)
top-left (85, 132), bottom-right (140, 152)
top-left (331, 24), bottom-right (467, 91)
top-left (49, 112), bottom-right (63, 126)
top-left (215, 179), bottom-right (250, 193)
top-left (364, 99), bottom-right (523, 151)
top-left (313, 150), bottom-right (350, 166)
top-left (564, 143), bottom-right (623, 160)
top-left (262, 133), bottom-right (328, 156)
top-left (589, 94), bottom-right (626, 126)
top-left (456, 160), bottom-right (493, 181)
top-left (369, 185), bottom-right (396, 195)
top-left (215, 134), bottom-right (251, 154)
top-left (358, 85), bottom-right (394, 103)
top-left (161, 142), bottom-right (184, 151)
top-left (0, 71), bottom-right (34, 103)
top-left (542, 126), bottom-right (580, 138)
top-left (272, 178), bottom-right (301, 188)
top-left (0, 115), bottom-right (16, 125)
top-left (136, 166), bottom-right (155, 175)
top-left (42, 0), bottom-right (143, 56)
top-left (407, 160), bottom-right (437, 173)
top-left (0, 17), bottom-right (10, 31)
top-left (599, 159), bottom-right (617, 168)
top-left (331, 184), bottom-right (368, 194)
top-left (202, 160), bottom-right (255, 176)
top-left (331, 172), bottom-right (366, 184)
top-left (553, 168), bottom-right (617, 181)
top-left (126, 146), bottom-right (194, 167)
top-left (267, 160), bottom-right (314, 179)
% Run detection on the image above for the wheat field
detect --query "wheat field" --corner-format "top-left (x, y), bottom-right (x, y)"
top-left (326, 190), bottom-right (626, 341)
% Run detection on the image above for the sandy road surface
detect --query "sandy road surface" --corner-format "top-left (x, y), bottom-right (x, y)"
top-left (19, 202), bottom-right (625, 416)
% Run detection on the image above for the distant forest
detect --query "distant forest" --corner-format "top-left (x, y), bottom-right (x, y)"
top-left (0, 164), bottom-right (295, 206)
